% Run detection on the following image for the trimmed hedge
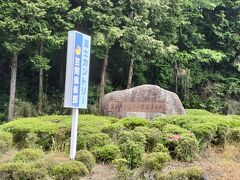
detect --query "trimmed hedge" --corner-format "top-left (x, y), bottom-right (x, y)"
top-left (0, 162), bottom-right (47, 180)
top-left (0, 115), bottom-right (113, 150)
top-left (186, 109), bottom-right (212, 116)
top-left (157, 166), bottom-right (204, 180)
top-left (135, 127), bottom-right (162, 152)
top-left (0, 112), bottom-right (239, 177)
top-left (0, 130), bottom-right (13, 154)
top-left (120, 140), bottom-right (145, 169)
top-left (161, 125), bottom-right (199, 162)
top-left (51, 161), bottom-right (89, 179)
top-left (93, 144), bottom-right (120, 163)
top-left (141, 152), bottom-right (170, 172)
top-left (229, 127), bottom-right (240, 143)
top-left (75, 150), bottom-right (95, 171)
top-left (119, 117), bottom-right (148, 129)
top-left (13, 148), bottom-right (44, 162)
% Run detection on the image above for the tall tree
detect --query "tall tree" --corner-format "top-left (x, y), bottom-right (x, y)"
top-left (22, 0), bottom-right (73, 114)
top-left (83, 0), bottom-right (123, 105)
top-left (120, 0), bottom-right (176, 88)
top-left (0, 0), bottom-right (29, 121)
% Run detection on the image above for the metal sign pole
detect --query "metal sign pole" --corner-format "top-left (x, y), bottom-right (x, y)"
top-left (70, 108), bottom-right (79, 160)
top-left (64, 31), bottom-right (91, 160)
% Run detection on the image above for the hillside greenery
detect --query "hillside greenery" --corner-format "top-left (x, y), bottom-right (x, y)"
top-left (0, 110), bottom-right (240, 179)
top-left (0, 0), bottom-right (239, 121)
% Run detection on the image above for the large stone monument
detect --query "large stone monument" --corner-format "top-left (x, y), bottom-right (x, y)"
top-left (100, 85), bottom-right (185, 119)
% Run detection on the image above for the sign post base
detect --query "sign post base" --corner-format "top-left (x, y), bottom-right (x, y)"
top-left (70, 108), bottom-right (79, 160)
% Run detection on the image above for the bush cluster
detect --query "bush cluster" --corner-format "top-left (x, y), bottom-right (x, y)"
top-left (141, 152), bottom-right (170, 172)
top-left (75, 150), bottom-right (95, 171)
top-left (0, 162), bottom-right (47, 180)
top-left (120, 117), bottom-right (148, 130)
top-left (93, 144), bottom-right (120, 163)
top-left (0, 111), bottom-right (240, 179)
top-left (229, 127), bottom-right (240, 143)
top-left (113, 158), bottom-right (133, 180)
top-left (13, 148), bottom-right (44, 162)
top-left (161, 125), bottom-right (199, 162)
top-left (157, 167), bottom-right (204, 180)
top-left (0, 115), bottom-right (113, 150)
top-left (0, 130), bottom-right (13, 155)
top-left (120, 140), bottom-right (145, 169)
top-left (51, 161), bottom-right (89, 179)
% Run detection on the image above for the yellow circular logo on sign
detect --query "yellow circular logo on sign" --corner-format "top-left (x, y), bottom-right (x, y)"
top-left (75, 46), bottom-right (81, 55)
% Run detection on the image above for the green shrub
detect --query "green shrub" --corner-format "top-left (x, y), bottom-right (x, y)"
top-left (157, 167), bottom-right (204, 180)
top-left (153, 116), bottom-right (192, 128)
top-left (13, 148), bottom-right (44, 162)
top-left (162, 124), bottom-right (189, 134)
top-left (0, 115), bottom-right (112, 150)
top-left (93, 144), bottom-right (120, 163)
top-left (135, 127), bottom-right (162, 152)
top-left (188, 123), bottom-right (217, 148)
top-left (78, 115), bottom-right (113, 130)
top-left (120, 140), bottom-right (145, 169)
top-left (118, 130), bottom-right (146, 146)
top-left (78, 133), bottom-right (111, 150)
top-left (0, 116), bottom-right (71, 149)
top-left (33, 157), bottom-right (58, 173)
top-left (229, 127), bottom-right (240, 143)
top-left (186, 109), bottom-right (212, 116)
top-left (153, 143), bottom-right (169, 153)
top-left (113, 158), bottom-right (133, 180)
top-left (161, 125), bottom-right (199, 162)
top-left (14, 98), bottom-right (37, 118)
top-left (0, 130), bottom-right (13, 154)
top-left (147, 121), bottom-right (169, 131)
top-left (101, 123), bottom-right (124, 138)
top-left (141, 152), bottom-right (170, 173)
top-left (212, 122), bottom-right (230, 145)
top-left (0, 112), bottom-right (6, 122)
top-left (25, 132), bottom-right (40, 148)
top-left (77, 127), bottom-right (100, 149)
top-left (75, 150), bottom-right (95, 171)
top-left (0, 162), bottom-right (46, 180)
top-left (51, 161), bottom-right (89, 179)
top-left (174, 133), bottom-right (199, 162)
top-left (87, 133), bottom-right (111, 149)
top-left (161, 125), bottom-right (189, 149)
top-left (120, 117), bottom-right (148, 130)
top-left (51, 127), bottom-right (70, 152)
top-left (228, 117), bottom-right (240, 128)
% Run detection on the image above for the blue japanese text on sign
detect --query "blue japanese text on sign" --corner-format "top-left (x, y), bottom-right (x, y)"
top-left (64, 31), bottom-right (91, 109)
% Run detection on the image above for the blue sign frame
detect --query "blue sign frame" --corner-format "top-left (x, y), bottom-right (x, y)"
top-left (64, 31), bottom-right (91, 109)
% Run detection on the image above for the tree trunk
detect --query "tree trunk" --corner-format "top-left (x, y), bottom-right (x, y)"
top-left (38, 42), bottom-right (43, 114)
top-left (127, 58), bottom-right (134, 89)
top-left (8, 53), bottom-right (18, 121)
top-left (38, 69), bottom-right (43, 114)
top-left (59, 56), bottom-right (64, 89)
top-left (174, 60), bottom-right (178, 94)
top-left (99, 49), bottom-right (109, 106)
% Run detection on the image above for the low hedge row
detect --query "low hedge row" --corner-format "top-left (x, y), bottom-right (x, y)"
top-left (0, 115), bottom-right (114, 150)
top-left (0, 148), bottom-right (94, 179)
top-left (0, 130), bottom-right (13, 155)
top-left (0, 110), bottom-right (239, 177)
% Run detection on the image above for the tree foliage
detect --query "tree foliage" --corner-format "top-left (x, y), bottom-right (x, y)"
top-left (0, 0), bottom-right (239, 120)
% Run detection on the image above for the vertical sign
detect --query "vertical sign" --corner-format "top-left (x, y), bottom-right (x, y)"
top-left (64, 31), bottom-right (91, 109)
top-left (64, 31), bottom-right (91, 159)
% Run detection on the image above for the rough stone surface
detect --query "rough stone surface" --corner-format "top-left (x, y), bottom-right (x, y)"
top-left (100, 84), bottom-right (186, 119)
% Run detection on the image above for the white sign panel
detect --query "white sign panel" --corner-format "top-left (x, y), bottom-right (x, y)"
top-left (64, 31), bottom-right (91, 109)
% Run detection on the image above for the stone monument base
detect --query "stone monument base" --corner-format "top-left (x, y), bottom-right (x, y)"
top-left (100, 84), bottom-right (186, 119)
